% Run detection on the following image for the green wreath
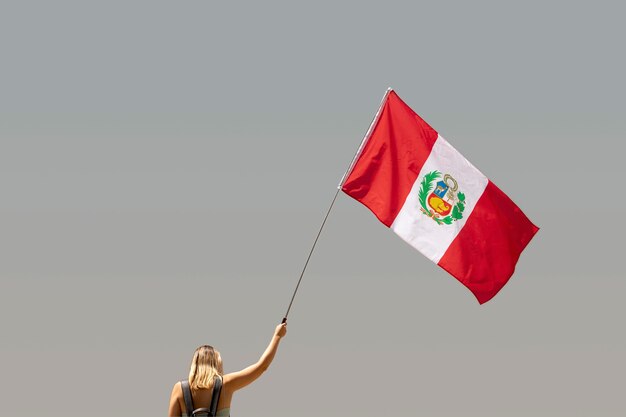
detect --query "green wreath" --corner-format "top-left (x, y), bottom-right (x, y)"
top-left (418, 170), bottom-right (466, 225)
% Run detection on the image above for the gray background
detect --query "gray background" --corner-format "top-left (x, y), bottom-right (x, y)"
top-left (1, 1), bottom-right (624, 416)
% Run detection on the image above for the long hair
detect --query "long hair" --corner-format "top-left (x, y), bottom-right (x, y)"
top-left (189, 345), bottom-right (223, 391)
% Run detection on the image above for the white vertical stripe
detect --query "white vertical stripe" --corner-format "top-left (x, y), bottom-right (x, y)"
top-left (390, 134), bottom-right (489, 263)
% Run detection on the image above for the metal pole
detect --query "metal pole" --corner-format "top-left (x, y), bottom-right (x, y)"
top-left (338, 87), bottom-right (393, 189)
top-left (282, 88), bottom-right (392, 323)
top-left (282, 187), bottom-right (341, 322)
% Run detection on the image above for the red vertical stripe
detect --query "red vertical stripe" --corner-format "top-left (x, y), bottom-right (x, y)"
top-left (342, 91), bottom-right (439, 227)
top-left (438, 181), bottom-right (539, 304)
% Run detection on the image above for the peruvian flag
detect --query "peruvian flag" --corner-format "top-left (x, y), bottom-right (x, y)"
top-left (341, 89), bottom-right (539, 304)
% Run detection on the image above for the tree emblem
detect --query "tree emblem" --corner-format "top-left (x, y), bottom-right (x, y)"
top-left (418, 171), bottom-right (466, 225)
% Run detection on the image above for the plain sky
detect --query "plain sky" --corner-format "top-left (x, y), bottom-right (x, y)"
top-left (1, 1), bottom-right (625, 416)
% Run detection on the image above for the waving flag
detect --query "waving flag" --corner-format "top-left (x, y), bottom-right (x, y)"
top-left (341, 89), bottom-right (539, 304)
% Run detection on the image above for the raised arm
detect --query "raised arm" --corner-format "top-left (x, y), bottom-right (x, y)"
top-left (224, 322), bottom-right (287, 392)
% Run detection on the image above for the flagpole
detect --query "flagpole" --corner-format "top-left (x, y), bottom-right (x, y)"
top-left (338, 87), bottom-right (393, 189)
top-left (281, 87), bottom-right (393, 323)
top-left (282, 187), bottom-right (341, 322)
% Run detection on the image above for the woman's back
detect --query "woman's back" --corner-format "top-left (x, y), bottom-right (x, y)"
top-left (169, 322), bottom-right (287, 417)
top-left (178, 379), bottom-right (233, 417)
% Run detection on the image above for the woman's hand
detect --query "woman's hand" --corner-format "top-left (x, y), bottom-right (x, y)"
top-left (274, 322), bottom-right (287, 338)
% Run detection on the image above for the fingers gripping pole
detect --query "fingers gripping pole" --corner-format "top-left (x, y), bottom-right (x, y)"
top-left (282, 187), bottom-right (341, 322)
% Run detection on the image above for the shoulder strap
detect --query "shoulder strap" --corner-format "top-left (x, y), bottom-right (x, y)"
top-left (182, 377), bottom-right (222, 417)
top-left (209, 376), bottom-right (223, 417)
top-left (181, 380), bottom-right (194, 416)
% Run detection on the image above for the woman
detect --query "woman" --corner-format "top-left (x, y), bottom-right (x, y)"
top-left (168, 321), bottom-right (287, 417)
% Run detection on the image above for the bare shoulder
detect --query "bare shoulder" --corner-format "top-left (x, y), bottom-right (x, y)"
top-left (222, 373), bottom-right (234, 392)
top-left (171, 381), bottom-right (182, 398)
top-left (168, 381), bottom-right (183, 417)
top-left (222, 372), bottom-right (246, 395)
top-left (221, 363), bottom-right (265, 393)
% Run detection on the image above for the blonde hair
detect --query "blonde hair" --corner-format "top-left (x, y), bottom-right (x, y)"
top-left (189, 345), bottom-right (223, 391)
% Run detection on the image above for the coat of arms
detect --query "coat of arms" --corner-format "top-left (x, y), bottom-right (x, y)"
top-left (418, 171), bottom-right (466, 225)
